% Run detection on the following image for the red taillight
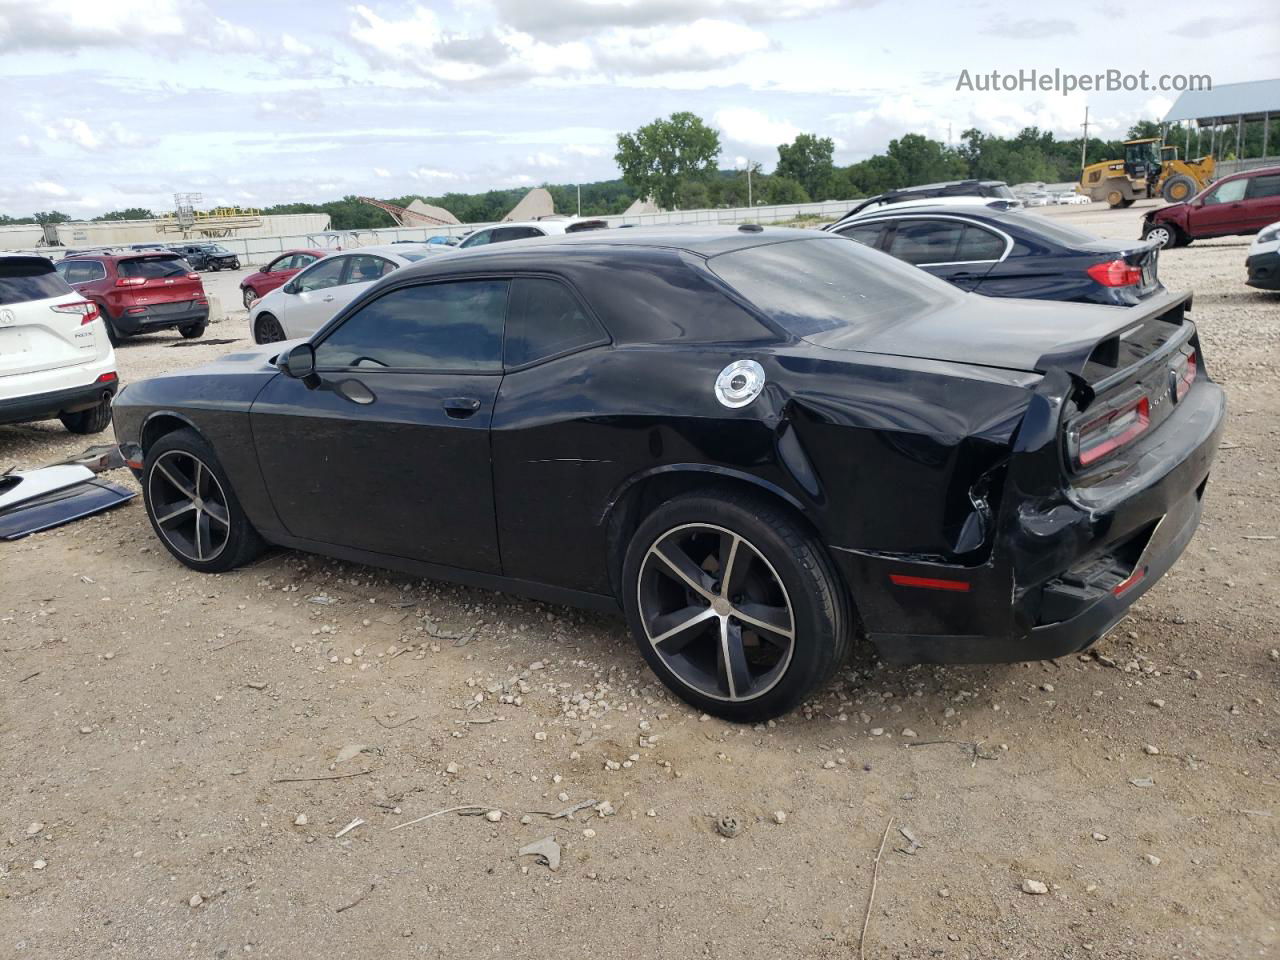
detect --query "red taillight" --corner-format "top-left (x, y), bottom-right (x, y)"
top-left (1086, 259), bottom-right (1142, 287)
top-left (1175, 351), bottom-right (1197, 401)
top-left (187, 272), bottom-right (200, 281)
top-left (1113, 565), bottom-right (1147, 597)
top-left (1072, 395), bottom-right (1150, 468)
top-left (52, 300), bottom-right (101, 325)
top-left (95, 372), bottom-right (118, 384)
top-left (889, 574), bottom-right (971, 592)
top-left (115, 276), bottom-right (146, 287)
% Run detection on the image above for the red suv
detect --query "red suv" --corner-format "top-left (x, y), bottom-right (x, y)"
top-left (1141, 166), bottom-right (1280, 248)
top-left (238, 248), bottom-right (326, 309)
top-left (55, 251), bottom-right (209, 344)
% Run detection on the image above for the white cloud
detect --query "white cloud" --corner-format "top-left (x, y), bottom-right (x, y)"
top-left (565, 144), bottom-right (608, 157)
top-left (596, 19), bottom-right (768, 74)
top-left (28, 180), bottom-right (70, 198)
top-left (0, 0), bottom-right (185, 51)
top-left (714, 107), bottom-right (799, 148)
top-left (526, 151), bottom-right (564, 168)
top-left (373, 166), bottom-right (391, 178)
top-left (407, 166), bottom-right (462, 182)
top-left (491, 0), bottom-right (878, 39)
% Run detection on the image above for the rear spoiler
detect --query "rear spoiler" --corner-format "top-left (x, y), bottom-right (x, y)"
top-left (1035, 289), bottom-right (1193, 383)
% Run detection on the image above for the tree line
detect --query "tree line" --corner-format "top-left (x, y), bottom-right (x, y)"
top-left (6, 114), bottom-right (1278, 230)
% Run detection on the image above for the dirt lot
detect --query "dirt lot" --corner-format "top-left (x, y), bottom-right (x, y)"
top-left (2, 206), bottom-right (1278, 960)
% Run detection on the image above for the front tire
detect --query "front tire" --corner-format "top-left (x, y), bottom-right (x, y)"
top-left (242, 287), bottom-right (257, 309)
top-left (621, 490), bottom-right (851, 722)
top-left (59, 398), bottom-right (112, 434)
top-left (254, 313), bottom-right (286, 344)
top-left (142, 428), bottom-right (265, 573)
top-left (1143, 224), bottom-right (1180, 249)
top-left (1162, 175), bottom-right (1196, 203)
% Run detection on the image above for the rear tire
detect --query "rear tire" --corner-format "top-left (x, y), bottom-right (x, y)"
top-left (142, 428), bottom-right (264, 573)
top-left (254, 313), bottom-right (286, 344)
top-left (179, 323), bottom-right (206, 339)
top-left (621, 489), bottom-right (851, 722)
top-left (59, 398), bottom-right (112, 434)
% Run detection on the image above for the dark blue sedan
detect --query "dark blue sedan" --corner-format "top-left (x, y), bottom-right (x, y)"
top-left (827, 203), bottom-right (1163, 306)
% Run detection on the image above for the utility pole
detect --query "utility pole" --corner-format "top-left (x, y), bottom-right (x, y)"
top-left (1080, 106), bottom-right (1090, 170)
top-left (576, 184), bottom-right (581, 217)
top-left (947, 123), bottom-right (952, 146)
top-left (747, 161), bottom-right (753, 209)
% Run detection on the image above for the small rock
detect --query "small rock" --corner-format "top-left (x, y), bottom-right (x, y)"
top-left (26, 822), bottom-right (44, 836)
top-left (1040, 683), bottom-right (1054, 693)
top-left (582, 828), bottom-right (596, 838)
top-left (1144, 745), bottom-right (1160, 755)
top-left (715, 815), bottom-right (743, 838)
top-left (485, 810), bottom-right (502, 823)
top-left (1143, 853), bottom-right (1161, 866)
top-left (1021, 879), bottom-right (1049, 895)
top-left (533, 731), bottom-right (547, 742)
top-left (1129, 777), bottom-right (1155, 788)
top-left (1187, 669), bottom-right (1202, 680)
top-left (1091, 832), bottom-right (1108, 842)
top-left (870, 727), bottom-right (884, 736)
top-left (246, 681), bottom-right (267, 690)
top-left (822, 760), bottom-right (837, 769)
top-left (189, 894), bottom-right (203, 908)
top-left (445, 762), bottom-right (459, 775)
top-left (646, 808), bottom-right (657, 817)
top-left (593, 801), bottom-right (616, 818)
top-left (901, 728), bottom-right (917, 738)
top-left (1150, 699), bottom-right (1165, 709)
top-left (938, 888), bottom-right (950, 898)
top-left (294, 814), bottom-right (308, 826)
top-left (772, 810), bottom-right (787, 825)
top-left (1269, 649), bottom-right (1279, 662)
top-left (78, 726), bottom-right (92, 735)
top-left (32, 859), bottom-right (47, 870)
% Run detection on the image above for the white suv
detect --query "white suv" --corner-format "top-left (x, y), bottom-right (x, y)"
top-left (0, 254), bottom-right (118, 434)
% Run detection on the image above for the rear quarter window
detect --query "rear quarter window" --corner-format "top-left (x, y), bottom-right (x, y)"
top-left (0, 257), bottom-right (73, 305)
top-left (707, 236), bottom-right (959, 338)
top-left (118, 256), bottom-right (189, 279)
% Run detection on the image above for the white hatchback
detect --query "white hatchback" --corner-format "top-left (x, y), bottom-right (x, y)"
top-left (0, 254), bottom-right (118, 434)
top-left (248, 244), bottom-right (444, 343)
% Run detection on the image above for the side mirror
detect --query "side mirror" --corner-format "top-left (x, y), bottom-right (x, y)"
top-left (282, 281), bottom-right (298, 294)
top-left (278, 342), bottom-right (316, 381)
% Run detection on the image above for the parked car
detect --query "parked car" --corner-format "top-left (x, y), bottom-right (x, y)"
top-left (239, 249), bottom-right (326, 308)
top-left (168, 242), bottom-right (240, 272)
top-left (838, 180), bottom-right (1019, 221)
top-left (1141, 166), bottom-right (1280, 248)
top-left (427, 235), bottom-right (460, 247)
top-left (247, 244), bottom-right (439, 343)
top-left (1246, 220), bottom-right (1280, 291)
top-left (54, 251), bottom-right (209, 344)
top-left (827, 196), bottom-right (1019, 234)
top-left (457, 218), bottom-right (608, 249)
top-left (828, 204), bottom-right (1164, 306)
top-left (1021, 192), bottom-right (1053, 207)
top-left (113, 226), bottom-right (1223, 721)
top-left (0, 254), bottom-right (117, 434)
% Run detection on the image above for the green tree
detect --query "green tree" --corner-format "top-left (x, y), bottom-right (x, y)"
top-left (760, 176), bottom-right (810, 204)
top-left (775, 134), bottom-right (835, 200)
top-left (885, 133), bottom-right (966, 186)
top-left (93, 207), bottom-right (155, 221)
top-left (615, 112), bottom-right (721, 210)
top-left (33, 210), bottom-right (71, 224)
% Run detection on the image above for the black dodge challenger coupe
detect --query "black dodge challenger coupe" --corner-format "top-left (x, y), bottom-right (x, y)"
top-left (112, 226), bottom-right (1224, 721)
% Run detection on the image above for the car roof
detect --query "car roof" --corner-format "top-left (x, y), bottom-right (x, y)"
top-left (1219, 164), bottom-right (1280, 182)
top-left (397, 225), bottom-right (836, 274)
top-left (62, 250), bottom-right (184, 261)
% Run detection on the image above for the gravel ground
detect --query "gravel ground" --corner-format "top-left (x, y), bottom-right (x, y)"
top-left (2, 204), bottom-right (1278, 960)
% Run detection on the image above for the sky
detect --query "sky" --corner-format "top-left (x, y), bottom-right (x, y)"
top-left (1, 0), bottom-right (1276, 218)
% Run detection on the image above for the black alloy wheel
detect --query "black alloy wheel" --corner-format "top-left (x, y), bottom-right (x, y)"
top-left (622, 490), bottom-right (851, 722)
top-left (254, 313), bottom-right (286, 343)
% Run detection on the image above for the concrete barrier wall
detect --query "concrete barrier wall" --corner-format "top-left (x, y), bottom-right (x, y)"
top-left (3, 199), bottom-right (860, 264)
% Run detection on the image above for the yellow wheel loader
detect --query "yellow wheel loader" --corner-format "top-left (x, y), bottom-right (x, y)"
top-left (1077, 138), bottom-right (1215, 208)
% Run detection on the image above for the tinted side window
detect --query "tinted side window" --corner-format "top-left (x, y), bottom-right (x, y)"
top-left (1246, 175), bottom-right (1280, 200)
top-left (506, 277), bottom-right (606, 367)
top-left (955, 225), bottom-right (1006, 261)
top-left (315, 280), bottom-right (508, 372)
top-left (0, 258), bottom-right (72, 305)
top-left (459, 230), bottom-right (492, 248)
top-left (837, 223), bottom-right (884, 247)
top-left (492, 227), bottom-right (543, 243)
top-left (295, 258), bottom-right (346, 292)
top-left (56, 260), bottom-right (107, 285)
top-left (887, 220), bottom-right (964, 264)
top-left (345, 255), bottom-right (392, 284)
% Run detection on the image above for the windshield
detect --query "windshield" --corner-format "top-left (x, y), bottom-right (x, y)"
top-left (201, 244), bottom-right (231, 254)
top-left (1002, 211), bottom-right (1097, 245)
top-left (707, 237), bottom-right (960, 340)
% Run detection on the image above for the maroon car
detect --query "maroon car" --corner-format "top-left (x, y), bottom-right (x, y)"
top-left (239, 249), bottom-right (326, 309)
top-left (55, 251), bottom-right (208, 345)
top-left (1142, 166), bottom-right (1280, 248)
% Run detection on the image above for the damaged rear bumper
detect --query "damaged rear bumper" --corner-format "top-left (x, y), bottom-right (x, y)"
top-left (833, 375), bottom-right (1225, 665)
